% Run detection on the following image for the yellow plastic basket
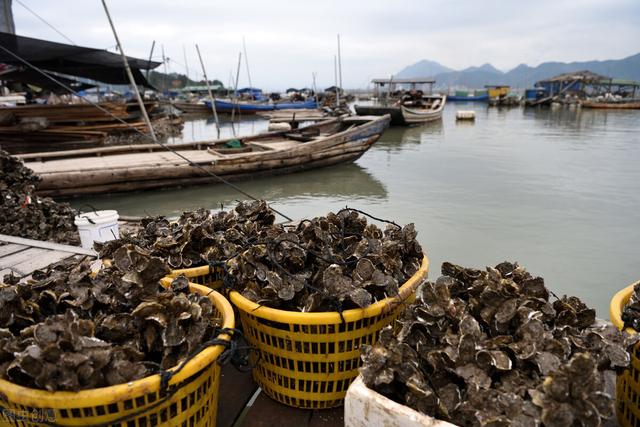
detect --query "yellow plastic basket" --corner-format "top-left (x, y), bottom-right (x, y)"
top-left (0, 280), bottom-right (234, 427)
top-left (229, 256), bottom-right (429, 409)
top-left (610, 280), bottom-right (640, 427)
top-left (168, 265), bottom-right (224, 290)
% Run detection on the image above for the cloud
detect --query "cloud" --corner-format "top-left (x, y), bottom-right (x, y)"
top-left (11, 0), bottom-right (640, 89)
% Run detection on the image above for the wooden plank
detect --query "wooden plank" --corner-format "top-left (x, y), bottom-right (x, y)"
top-left (0, 248), bottom-right (49, 269)
top-left (216, 365), bottom-right (259, 427)
top-left (0, 244), bottom-right (28, 257)
top-left (11, 250), bottom-right (74, 277)
top-left (0, 234), bottom-right (95, 256)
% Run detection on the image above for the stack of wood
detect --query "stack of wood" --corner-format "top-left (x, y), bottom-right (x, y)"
top-left (0, 101), bottom-right (180, 154)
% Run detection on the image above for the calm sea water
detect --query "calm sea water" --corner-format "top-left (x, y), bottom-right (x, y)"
top-left (71, 104), bottom-right (640, 315)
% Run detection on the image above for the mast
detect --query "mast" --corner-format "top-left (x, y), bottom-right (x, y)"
top-left (195, 44), bottom-right (220, 137)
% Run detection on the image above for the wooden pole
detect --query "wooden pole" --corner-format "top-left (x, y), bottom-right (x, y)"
top-left (312, 72), bottom-right (319, 109)
top-left (337, 34), bottom-right (343, 91)
top-left (195, 44), bottom-right (220, 136)
top-left (242, 37), bottom-right (253, 92)
top-left (161, 44), bottom-right (168, 94)
top-left (183, 44), bottom-right (190, 80)
top-left (145, 40), bottom-right (155, 80)
top-left (100, 0), bottom-right (157, 141)
top-left (334, 55), bottom-right (340, 107)
top-left (230, 52), bottom-right (242, 134)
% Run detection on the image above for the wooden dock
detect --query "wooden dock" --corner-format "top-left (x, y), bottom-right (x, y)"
top-left (0, 234), bottom-right (95, 278)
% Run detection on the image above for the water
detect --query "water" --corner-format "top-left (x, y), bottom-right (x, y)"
top-left (71, 105), bottom-right (640, 316)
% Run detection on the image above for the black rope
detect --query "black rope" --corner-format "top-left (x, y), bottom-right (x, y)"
top-left (0, 43), bottom-right (292, 223)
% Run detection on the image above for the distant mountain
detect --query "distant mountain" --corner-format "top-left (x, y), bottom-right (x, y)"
top-left (395, 59), bottom-right (453, 79)
top-left (395, 53), bottom-right (640, 89)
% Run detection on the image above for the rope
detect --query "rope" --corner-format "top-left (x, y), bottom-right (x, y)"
top-left (0, 44), bottom-right (292, 222)
top-left (14, 0), bottom-right (76, 45)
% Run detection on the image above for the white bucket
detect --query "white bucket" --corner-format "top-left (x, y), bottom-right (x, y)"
top-left (74, 210), bottom-right (120, 249)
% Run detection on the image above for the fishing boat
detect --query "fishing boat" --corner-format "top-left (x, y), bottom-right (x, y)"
top-left (580, 100), bottom-right (640, 109)
top-left (447, 90), bottom-right (488, 102)
top-left (447, 94), bottom-right (489, 102)
top-left (208, 98), bottom-right (318, 114)
top-left (172, 101), bottom-right (211, 114)
top-left (354, 95), bottom-right (446, 126)
top-left (21, 115), bottom-right (391, 196)
top-left (399, 95), bottom-right (447, 124)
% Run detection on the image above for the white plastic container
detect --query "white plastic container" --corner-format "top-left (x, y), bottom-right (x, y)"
top-left (345, 376), bottom-right (457, 427)
top-left (74, 210), bottom-right (120, 249)
top-left (455, 110), bottom-right (476, 121)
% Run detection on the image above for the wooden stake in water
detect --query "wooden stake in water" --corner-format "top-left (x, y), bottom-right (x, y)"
top-left (195, 44), bottom-right (220, 137)
top-left (100, 0), bottom-right (157, 141)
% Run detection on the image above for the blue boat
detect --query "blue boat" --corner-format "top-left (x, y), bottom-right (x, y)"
top-left (447, 94), bottom-right (489, 102)
top-left (207, 98), bottom-right (318, 113)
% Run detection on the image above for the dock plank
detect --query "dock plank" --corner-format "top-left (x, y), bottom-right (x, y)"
top-left (217, 366), bottom-right (259, 427)
top-left (0, 248), bottom-right (49, 270)
top-left (238, 393), bottom-right (312, 427)
top-left (11, 250), bottom-right (75, 276)
top-left (0, 244), bottom-right (28, 257)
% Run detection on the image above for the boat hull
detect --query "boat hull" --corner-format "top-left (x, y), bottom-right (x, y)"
top-left (25, 115), bottom-right (391, 196)
top-left (581, 101), bottom-right (640, 109)
top-left (447, 95), bottom-right (489, 102)
top-left (209, 99), bottom-right (318, 113)
top-left (400, 96), bottom-right (446, 124)
top-left (354, 105), bottom-right (405, 125)
top-left (173, 102), bottom-right (211, 114)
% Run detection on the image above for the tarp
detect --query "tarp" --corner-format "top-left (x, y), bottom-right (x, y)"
top-left (0, 32), bottom-right (160, 87)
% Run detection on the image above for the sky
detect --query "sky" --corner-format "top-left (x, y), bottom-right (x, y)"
top-left (10, 0), bottom-right (640, 90)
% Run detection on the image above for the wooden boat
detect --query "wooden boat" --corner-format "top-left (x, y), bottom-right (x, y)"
top-left (353, 105), bottom-right (405, 125)
top-left (399, 95), bottom-right (447, 124)
top-left (581, 100), bottom-right (640, 109)
top-left (209, 98), bottom-right (318, 114)
top-left (21, 115), bottom-right (391, 196)
top-left (172, 101), bottom-right (211, 114)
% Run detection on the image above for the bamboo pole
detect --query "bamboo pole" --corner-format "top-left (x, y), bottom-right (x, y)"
top-left (337, 34), bottom-right (343, 91)
top-left (100, 0), bottom-right (157, 141)
top-left (183, 44), bottom-right (190, 80)
top-left (242, 36), bottom-right (253, 91)
top-left (230, 52), bottom-right (242, 136)
top-left (195, 44), bottom-right (220, 136)
top-left (312, 72), bottom-right (319, 109)
top-left (334, 55), bottom-right (340, 107)
top-left (161, 44), bottom-right (168, 93)
top-left (145, 40), bottom-right (155, 80)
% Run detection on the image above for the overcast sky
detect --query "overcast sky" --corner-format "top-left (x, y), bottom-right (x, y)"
top-left (11, 0), bottom-right (640, 90)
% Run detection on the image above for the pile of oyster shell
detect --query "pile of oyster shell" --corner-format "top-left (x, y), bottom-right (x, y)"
top-left (621, 282), bottom-right (640, 331)
top-left (360, 261), bottom-right (636, 426)
top-left (96, 201), bottom-right (276, 269)
top-left (99, 202), bottom-right (424, 312)
top-left (225, 208), bottom-right (424, 311)
top-left (0, 245), bottom-right (220, 391)
top-left (0, 149), bottom-right (79, 245)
